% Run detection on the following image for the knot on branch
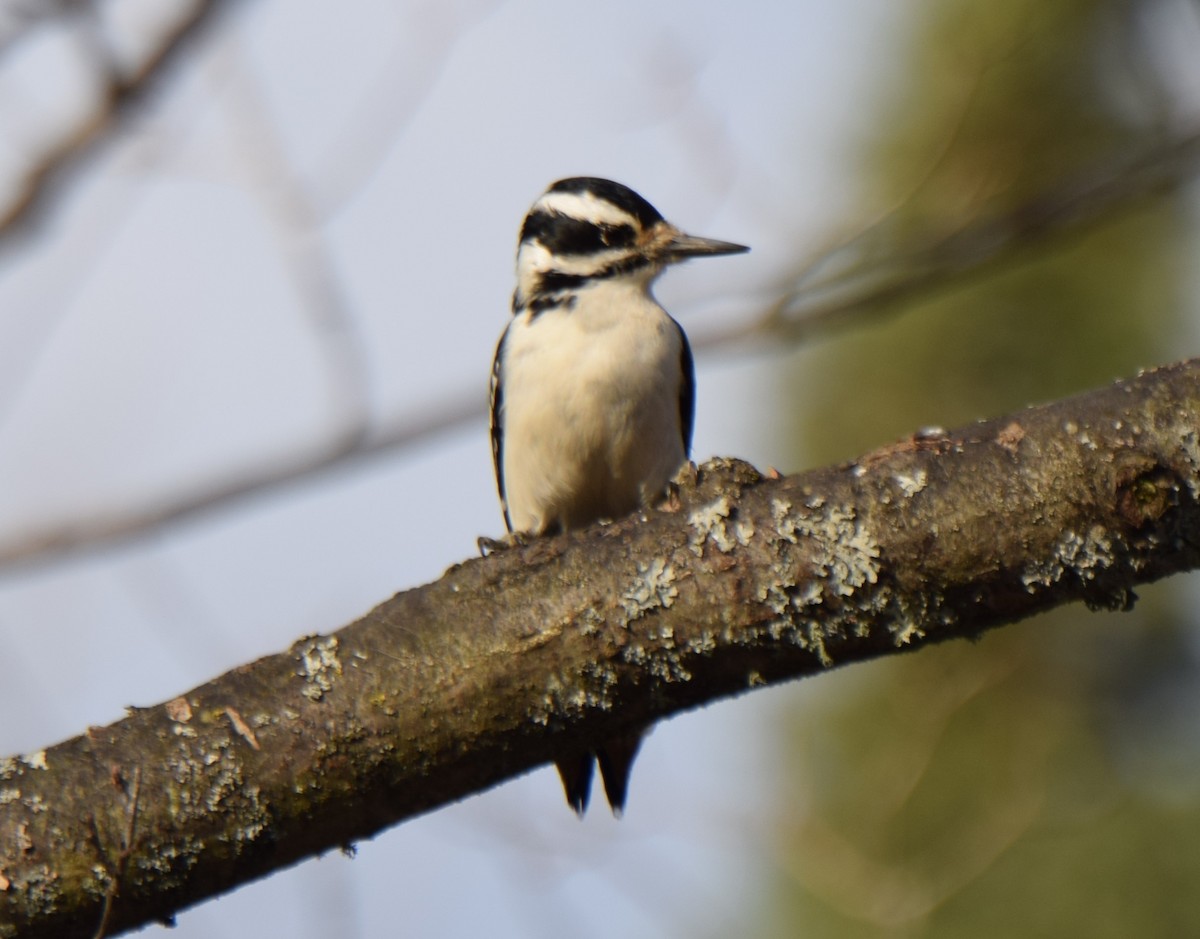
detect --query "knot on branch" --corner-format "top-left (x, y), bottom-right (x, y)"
top-left (1114, 461), bottom-right (1181, 529)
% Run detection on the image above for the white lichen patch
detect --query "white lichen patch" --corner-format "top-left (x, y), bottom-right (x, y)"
top-left (759, 582), bottom-right (792, 618)
top-left (793, 581), bottom-right (823, 608)
top-left (1061, 526), bottom-right (1115, 578)
top-left (886, 591), bottom-right (928, 646)
top-left (688, 496), bottom-right (754, 554)
top-left (13, 862), bottom-right (59, 913)
top-left (579, 662), bottom-right (619, 709)
top-left (688, 496), bottom-right (730, 551)
top-left (84, 864), bottom-right (108, 896)
top-left (0, 788), bottom-right (19, 806)
top-left (684, 628), bottom-right (718, 655)
top-left (771, 498), bottom-right (796, 542)
top-left (137, 835), bottom-right (203, 883)
top-left (297, 635), bottom-right (342, 702)
top-left (798, 505), bottom-right (882, 598)
top-left (734, 516), bottom-right (756, 545)
top-left (21, 751), bottom-right (47, 771)
top-left (530, 664), bottom-right (621, 728)
top-left (768, 499), bottom-right (883, 602)
top-left (229, 784), bottom-right (270, 844)
top-left (756, 499), bottom-right (887, 666)
top-left (161, 730), bottom-right (271, 846)
top-left (575, 606), bottom-right (604, 636)
top-left (621, 558), bottom-right (679, 620)
top-left (1181, 430), bottom-right (1200, 499)
top-left (755, 586), bottom-right (833, 665)
top-left (891, 617), bottom-right (924, 645)
top-left (647, 651), bottom-right (693, 683)
top-left (627, 626), bottom-right (694, 683)
top-left (894, 468), bottom-right (928, 498)
top-left (1022, 525), bottom-right (1116, 591)
top-left (530, 675), bottom-right (560, 726)
top-left (800, 620), bottom-right (833, 667)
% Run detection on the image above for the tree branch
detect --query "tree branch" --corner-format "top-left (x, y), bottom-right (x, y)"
top-left (3, 358), bottom-right (1199, 938)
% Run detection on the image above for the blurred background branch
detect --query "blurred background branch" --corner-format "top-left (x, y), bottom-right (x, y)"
top-left (0, 0), bottom-right (238, 240)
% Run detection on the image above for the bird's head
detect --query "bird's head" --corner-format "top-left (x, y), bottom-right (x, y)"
top-left (513, 177), bottom-right (747, 311)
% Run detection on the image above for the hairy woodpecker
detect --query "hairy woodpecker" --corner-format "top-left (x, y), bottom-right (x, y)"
top-left (488, 177), bottom-right (747, 814)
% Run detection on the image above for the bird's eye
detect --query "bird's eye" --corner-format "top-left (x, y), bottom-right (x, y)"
top-left (598, 223), bottom-right (634, 249)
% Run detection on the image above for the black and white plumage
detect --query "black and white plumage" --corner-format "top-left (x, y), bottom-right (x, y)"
top-left (488, 177), bottom-right (747, 815)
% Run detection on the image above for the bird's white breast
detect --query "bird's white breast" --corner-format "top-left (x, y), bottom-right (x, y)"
top-left (500, 281), bottom-right (687, 534)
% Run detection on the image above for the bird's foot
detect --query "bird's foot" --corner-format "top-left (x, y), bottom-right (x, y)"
top-left (477, 531), bottom-right (534, 556)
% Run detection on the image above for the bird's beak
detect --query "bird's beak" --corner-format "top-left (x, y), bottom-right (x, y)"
top-left (662, 230), bottom-right (750, 261)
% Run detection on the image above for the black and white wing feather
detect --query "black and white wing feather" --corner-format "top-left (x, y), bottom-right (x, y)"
top-left (676, 318), bottom-right (695, 456)
top-left (488, 323), bottom-right (512, 532)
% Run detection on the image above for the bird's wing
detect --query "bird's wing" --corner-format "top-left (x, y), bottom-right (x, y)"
top-left (489, 322), bottom-right (513, 532)
top-left (675, 318), bottom-right (695, 455)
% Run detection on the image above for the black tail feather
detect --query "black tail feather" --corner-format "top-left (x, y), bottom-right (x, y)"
top-left (555, 754), bottom-right (594, 817)
top-left (596, 733), bottom-right (644, 817)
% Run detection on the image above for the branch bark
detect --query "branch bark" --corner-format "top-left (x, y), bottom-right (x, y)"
top-left (3, 358), bottom-right (1199, 938)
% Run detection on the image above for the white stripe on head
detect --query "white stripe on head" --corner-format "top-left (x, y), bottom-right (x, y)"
top-left (516, 240), bottom-right (633, 276)
top-left (534, 190), bottom-right (641, 229)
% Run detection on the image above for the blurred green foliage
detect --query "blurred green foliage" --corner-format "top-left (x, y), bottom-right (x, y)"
top-left (763, 1), bottom-right (1200, 935)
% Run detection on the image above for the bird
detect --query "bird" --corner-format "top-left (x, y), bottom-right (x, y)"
top-left (487, 177), bottom-right (748, 815)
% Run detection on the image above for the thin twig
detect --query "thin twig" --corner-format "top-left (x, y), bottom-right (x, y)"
top-left (0, 0), bottom-right (239, 244)
top-left (92, 766), bottom-right (143, 939)
top-left (697, 127), bottom-right (1200, 352)
top-left (214, 34), bottom-right (373, 441)
top-left (0, 390), bottom-right (483, 573)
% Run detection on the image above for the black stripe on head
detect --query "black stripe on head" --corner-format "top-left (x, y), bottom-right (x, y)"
top-left (528, 254), bottom-right (653, 304)
top-left (520, 211), bottom-right (637, 257)
top-left (547, 177), bottom-right (664, 229)
top-left (593, 253), bottom-right (654, 281)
